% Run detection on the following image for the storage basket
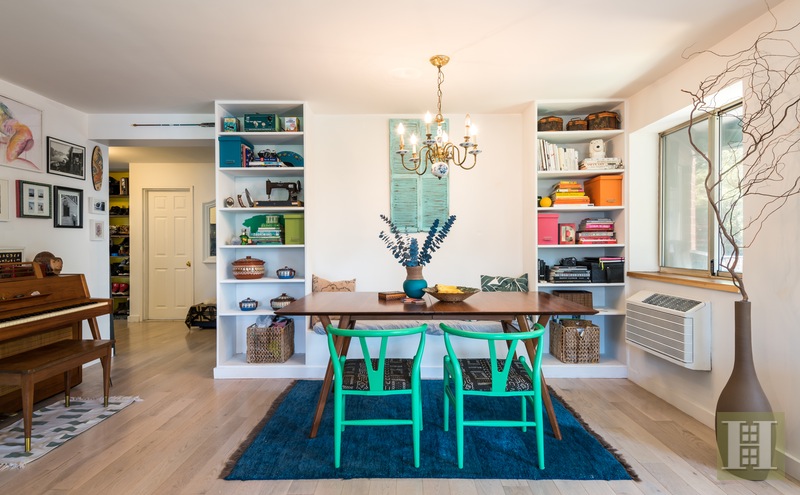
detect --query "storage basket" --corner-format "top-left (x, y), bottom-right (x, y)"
top-left (537, 116), bottom-right (563, 132)
top-left (552, 290), bottom-right (593, 309)
top-left (566, 118), bottom-right (588, 131)
top-left (549, 319), bottom-right (600, 364)
top-left (585, 111), bottom-right (621, 130)
top-left (246, 319), bottom-right (294, 363)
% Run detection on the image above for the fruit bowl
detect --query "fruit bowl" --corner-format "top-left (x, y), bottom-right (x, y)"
top-left (422, 286), bottom-right (479, 303)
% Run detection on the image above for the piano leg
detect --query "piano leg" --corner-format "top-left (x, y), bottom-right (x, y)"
top-left (64, 369), bottom-right (72, 407)
top-left (101, 351), bottom-right (111, 407)
top-left (21, 375), bottom-right (33, 452)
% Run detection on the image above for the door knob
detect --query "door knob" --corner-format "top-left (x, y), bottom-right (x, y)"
top-left (186, 261), bottom-right (192, 267)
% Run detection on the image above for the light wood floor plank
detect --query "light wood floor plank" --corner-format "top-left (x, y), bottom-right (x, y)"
top-left (0, 320), bottom-right (796, 495)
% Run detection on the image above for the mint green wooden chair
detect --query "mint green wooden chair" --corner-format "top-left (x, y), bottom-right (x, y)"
top-left (326, 323), bottom-right (427, 468)
top-left (439, 322), bottom-right (546, 469)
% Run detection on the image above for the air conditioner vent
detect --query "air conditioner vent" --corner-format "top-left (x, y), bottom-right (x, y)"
top-left (642, 293), bottom-right (702, 313)
top-left (626, 290), bottom-right (711, 370)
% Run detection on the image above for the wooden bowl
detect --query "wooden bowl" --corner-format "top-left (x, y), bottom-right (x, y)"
top-left (422, 287), bottom-right (479, 303)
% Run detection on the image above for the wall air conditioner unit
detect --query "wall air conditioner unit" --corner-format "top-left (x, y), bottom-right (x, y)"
top-left (626, 291), bottom-right (711, 370)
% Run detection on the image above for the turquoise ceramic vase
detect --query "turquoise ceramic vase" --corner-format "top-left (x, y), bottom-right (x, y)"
top-left (403, 265), bottom-right (427, 298)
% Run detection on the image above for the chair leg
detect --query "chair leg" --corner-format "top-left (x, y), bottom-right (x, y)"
top-left (521, 396), bottom-right (527, 432)
top-left (333, 389), bottom-right (342, 468)
top-left (412, 384), bottom-right (420, 468)
top-left (535, 393), bottom-right (545, 470)
top-left (455, 390), bottom-right (464, 469)
top-left (443, 373), bottom-right (450, 432)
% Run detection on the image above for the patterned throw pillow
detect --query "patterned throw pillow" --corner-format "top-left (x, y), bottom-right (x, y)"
top-left (480, 273), bottom-right (529, 292)
top-left (310, 275), bottom-right (356, 326)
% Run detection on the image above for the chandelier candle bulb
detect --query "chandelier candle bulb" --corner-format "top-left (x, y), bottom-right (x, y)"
top-left (465, 114), bottom-right (471, 136)
top-left (397, 123), bottom-right (405, 149)
top-left (425, 112), bottom-right (432, 134)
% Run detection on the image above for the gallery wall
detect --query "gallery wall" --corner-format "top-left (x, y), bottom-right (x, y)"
top-left (0, 79), bottom-right (110, 339)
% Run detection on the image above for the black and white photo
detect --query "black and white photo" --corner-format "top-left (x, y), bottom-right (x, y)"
top-left (47, 137), bottom-right (86, 180)
top-left (53, 185), bottom-right (83, 228)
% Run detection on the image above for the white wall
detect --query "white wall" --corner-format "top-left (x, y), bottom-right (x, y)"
top-left (627, 0), bottom-right (800, 477)
top-left (0, 79), bottom-right (110, 339)
top-left (307, 113), bottom-right (525, 290)
top-left (127, 162), bottom-right (215, 321)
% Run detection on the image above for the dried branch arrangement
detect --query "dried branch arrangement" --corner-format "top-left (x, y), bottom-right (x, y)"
top-left (683, 11), bottom-right (800, 300)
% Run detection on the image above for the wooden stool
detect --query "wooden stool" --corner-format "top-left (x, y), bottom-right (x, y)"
top-left (0, 339), bottom-right (114, 452)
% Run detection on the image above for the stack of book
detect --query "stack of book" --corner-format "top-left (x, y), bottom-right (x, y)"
top-left (550, 181), bottom-right (592, 207)
top-left (577, 217), bottom-right (616, 244)
top-left (249, 217), bottom-right (283, 245)
top-left (579, 157), bottom-right (623, 170)
top-left (548, 265), bottom-right (591, 283)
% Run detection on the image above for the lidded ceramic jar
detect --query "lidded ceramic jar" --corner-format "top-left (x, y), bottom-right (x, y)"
top-left (231, 256), bottom-right (265, 279)
top-left (276, 266), bottom-right (296, 279)
top-left (239, 297), bottom-right (258, 311)
top-left (270, 293), bottom-right (296, 310)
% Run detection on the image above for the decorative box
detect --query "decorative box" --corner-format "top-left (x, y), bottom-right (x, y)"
top-left (584, 174), bottom-right (623, 206)
top-left (244, 113), bottom-right (278, 132)
top-left (537, 115), bottom-right (563, 132)
top-left (537, 213), bottom-right (559, 245)
top-left (222, 117), bottom-right (239, 132)
top-left (281, 117), bottom-right (301, 132)
top-left (549, 319), bottom-right (600, 364)
top-left (247, 318), bottom-right (294, 363)
top-left (281, 213), bottom-right (304, 245)
top-left (566, 118), bottom-right (588, 131)
top-left (218, 135), bottom-right (253, 168)
top-left (585, 111), bottom-right (621, 130)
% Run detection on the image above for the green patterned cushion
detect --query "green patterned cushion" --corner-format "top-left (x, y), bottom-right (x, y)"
top-left (480, 273), bottom-right (529, 292)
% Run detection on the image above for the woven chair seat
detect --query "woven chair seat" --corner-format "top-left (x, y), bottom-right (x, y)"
top-left (458, 358), bottom-right (533, 392)
top-left (342, 358), bottom-right (413, 391)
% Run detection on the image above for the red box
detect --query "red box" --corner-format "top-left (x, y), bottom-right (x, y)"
top-left (559, 223), bottom-right (576, 244)
top-left (584, 175), bottom-right (623, 207)
top-left (538, 213), bottom-right (559, 245)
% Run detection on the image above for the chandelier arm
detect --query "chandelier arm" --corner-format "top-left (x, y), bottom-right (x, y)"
top-left (399, 152), bottom-right (423, 173)
top-left (456, 153), bottom-right (479, 170)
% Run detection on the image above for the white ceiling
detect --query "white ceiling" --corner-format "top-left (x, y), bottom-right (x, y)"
top-left (1, 0), bottom-right (785, 167)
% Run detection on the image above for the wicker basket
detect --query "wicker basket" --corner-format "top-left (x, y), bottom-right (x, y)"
top-left (552, 290), bottom-right (593, 309)
top-left (566, 118), bottom-right (588, 131)
top-left (246, 319), bottom-right (294, 363)
top-left (549, 319), bottom-right (600, 364)
top-left (586, 111), bottom-right (621, 130)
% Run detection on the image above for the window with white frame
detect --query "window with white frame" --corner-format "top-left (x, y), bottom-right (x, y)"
top-left (659, 101), bottom-right (744, 277)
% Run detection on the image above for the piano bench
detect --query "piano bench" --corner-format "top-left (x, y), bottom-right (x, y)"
top-left (0, 339), bottom-right (114, 452)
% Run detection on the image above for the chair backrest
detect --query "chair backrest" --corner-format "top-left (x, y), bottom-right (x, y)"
top-left (439, 322), bottom-right (545, 393)
top-left (326, 324), bottom-right (427, 391)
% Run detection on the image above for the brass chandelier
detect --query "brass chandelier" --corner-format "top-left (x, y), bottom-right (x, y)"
top-left (395, 55), bottom-right (481, 179)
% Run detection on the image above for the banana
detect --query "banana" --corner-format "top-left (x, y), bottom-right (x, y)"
top-left (435, 284), bottom-right (462, 294)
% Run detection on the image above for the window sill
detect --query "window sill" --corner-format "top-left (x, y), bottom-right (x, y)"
top-left (627, 271), bottom-right (740, 294)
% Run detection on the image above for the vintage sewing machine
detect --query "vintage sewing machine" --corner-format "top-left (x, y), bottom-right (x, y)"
top-left (255, 180), bottom-right (303, 207)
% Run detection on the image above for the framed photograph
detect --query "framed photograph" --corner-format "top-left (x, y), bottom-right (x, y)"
top-left (16, 180), bottom-right (51, 218)
top-left (0, 247), bottom-right (24, 263)
top-left (0, 179), bottom-right (10, 221)
top-left (53, 185), bottom-right (83, 228)
top-left (0, 95), bottom-right (43, 172)
top-left (47, 137), bottom-right (86, 180)
top-left (89, 197), bottom-right (106, 214)
top-left (89, 219), bottom-right (105, 241)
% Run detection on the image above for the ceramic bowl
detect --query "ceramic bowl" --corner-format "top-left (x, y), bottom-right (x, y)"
top-left (422, 287), bottom-right (479, 303)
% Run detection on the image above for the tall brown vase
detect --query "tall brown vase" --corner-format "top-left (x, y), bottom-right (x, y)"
top-left (715, 300), bottom-right (774, 480)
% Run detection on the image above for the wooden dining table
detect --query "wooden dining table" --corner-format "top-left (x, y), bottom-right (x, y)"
top-left (275, 290), bottom-right (597, 439)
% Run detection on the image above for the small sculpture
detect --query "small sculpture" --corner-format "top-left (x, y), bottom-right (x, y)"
top-left (589, 139), bottom-right (606, 159)
top-left (33, 251), bottom-right (63, 275)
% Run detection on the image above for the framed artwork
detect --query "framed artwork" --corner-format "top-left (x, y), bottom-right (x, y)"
top-left (16, 180), bottom-right (51, 218)
top-left (91, 146), bottom-right (103, 191)
top-left (47, 137), bottom-right (86, 180)
top-left (0, 247), bottom-right (24, 263)
top-left (89, 197), bottom-right (106, 214)
top-left (0, 95), bottom-right (43, 172)
top-left (89, 219), bottom-right (105, 241)
top-left (0, 179), bottom-right (9, 221)
top-left (53, 185), bottom-right (83, 228)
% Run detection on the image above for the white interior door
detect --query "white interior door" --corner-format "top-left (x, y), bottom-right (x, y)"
top-left (147, 189), bottom-right (194, 320)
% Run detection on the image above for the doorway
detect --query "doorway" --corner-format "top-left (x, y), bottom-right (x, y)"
top-left (145, 188), bottom-right (194, 320)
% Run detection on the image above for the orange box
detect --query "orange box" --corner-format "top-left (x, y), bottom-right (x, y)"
top-left (538, 213), bottom-right (559, 245)
top-left (584, 175), bottom-right (623, 207)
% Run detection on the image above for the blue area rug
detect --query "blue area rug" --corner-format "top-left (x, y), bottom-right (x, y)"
top-left (223, 380), bottom-right (638, 480)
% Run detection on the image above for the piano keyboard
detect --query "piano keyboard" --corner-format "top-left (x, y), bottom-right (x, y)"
top-left (0, 301), bottom-right (108, 328)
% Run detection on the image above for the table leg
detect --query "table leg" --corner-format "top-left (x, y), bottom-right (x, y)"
top-left (517, 314), bottom-right (562, 441)
top-left (309, 315), bottom-right (354, 439)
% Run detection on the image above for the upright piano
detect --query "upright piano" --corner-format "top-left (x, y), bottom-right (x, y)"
top-left (0, 263), bottom-right (112, 412)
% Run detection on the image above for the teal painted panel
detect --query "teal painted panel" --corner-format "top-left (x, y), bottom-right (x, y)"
top-left (388, 118), bottom-right (450, 232)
